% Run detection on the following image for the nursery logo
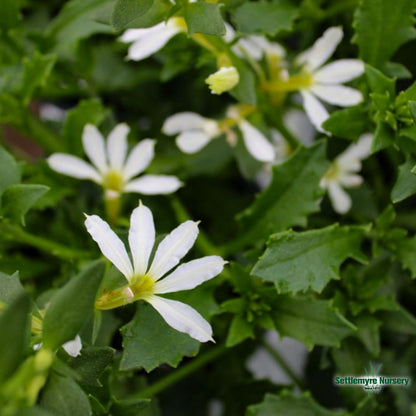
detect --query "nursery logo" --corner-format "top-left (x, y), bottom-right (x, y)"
top-left (334, 363), bottom-right (410, 394)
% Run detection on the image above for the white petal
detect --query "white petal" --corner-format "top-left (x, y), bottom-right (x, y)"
top-left (62, 335), bottom-right (82, 357)
top-left (147, 296), bottom-right (213, 342)
top-left (82, 125), bottom-right (108, 174)
top-left (283, 109), bottom-right (315, 146)
top-left (107, 123), bottom-right (129, 171)
top-left (336, 134), bottom-right (372, 170)
top-left (48, 154), bottom-right (101, 182)
top-left (123, 139), bottom-right (155, 181)
top-left (303, 27), bottom-right (343, 71)
top-left (154, 256), bottom-right (225, 294)
top-left (310, 84), bottom-right (363, 107)
top-left (300, 91), bottom-right (329, 133)
top-left (327, 182), bottom-right (352, 214)
top-left (176, 131), bottom-right (212, 153)
top-left (339, 173), bottom-right (363, 187)
top-left (162, 112), bottom-right (206, 135)
top-left (120, 27), bottom-right (159, 43)
top-left (148, 220), bottom-right (199, 280)
top-left (127, 25), bottom-right (180, 61)
top-left (124, 175), bottom-right (183, 195)
top-left (84, 214), bottom-right (133, 281)
top-left (314, 60), bottom-right (365, 84)
top-left (128, 203), bottom-right (155, 276)
top-left (238, 120), bottom-right (275, 162)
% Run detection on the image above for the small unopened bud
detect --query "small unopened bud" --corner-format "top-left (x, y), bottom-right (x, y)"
top-left (205, 67), bottom-right (240, 95)
top-left (34, 348), bottom-right (54, 372)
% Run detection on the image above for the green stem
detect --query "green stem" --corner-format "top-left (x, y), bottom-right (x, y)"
top-left (105, 195), bottom-right (122, 226)
top-left (261, 339), bottom-right (304, 390)
top-left (0, 221), bottom-right (90, 260)
top-left (135, 344), bottom-right (228, 398)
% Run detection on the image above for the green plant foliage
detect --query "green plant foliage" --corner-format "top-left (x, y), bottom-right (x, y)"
top-left (185, 3), bottom-right (226, 36)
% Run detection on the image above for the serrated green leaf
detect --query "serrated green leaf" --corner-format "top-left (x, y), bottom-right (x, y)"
top-left (238, 142), bottom-right (328, 243)
top-left (322, 107), bottom-right (370, 140)
top-left (253, 224), bottom-right (367, 293)
top-left (2, 184), bottom-right (49, 225)
top-left (0, 271), bottom-right (24, 304)
top-left (0, 146), bottom-right (21, 198)
top-left (232, 0), bottom-right (298, 35)
top-left (247, 392), bottom-right (348, 416)
top-left (0, 293), bottom-right (31, 383)
top-left (391, 157), bottom-right (416, 203)
top-left (0, 0), bottom-right (21, 31)
top-left (42, 260), bottom-right (105, 351)
top-left (353, 0), bottom-right (416, 68)
top-left (372, 122), bottom-right (395, 152)
top-left (185, 3), bottom-right (225, 36)
top-left (395, 235), bottom-right (416, 277)
top-left (270, 296), bottom-right (355, 349)
top-left (226, 315), bottom-right (255, 347)
top-left (378, 306), bottom-right (416, 334)
top-left (120, 303), bottom-right (199, 372)
top-left (40, 373), bottom-right (92, 416)
top-left (112, 0), bottom-right (154, 32)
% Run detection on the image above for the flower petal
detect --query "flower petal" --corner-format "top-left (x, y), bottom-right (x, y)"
top-left (300, 91), bottom-right (329, 133)
top-left (314, 59), bottom-right (365, 84)
top-left (148, 220), bottom-right (199, 280)
top-left (48, 154), bottom-right (101, 182)
top-left (62, 335), bottom-right (82, 357)
top-left (162, 112), bottom-right (206, 135)
top-left (147, 296), bottom-right (213, 342)
top-left (327, 182), bottom-right (352, 214)
top-left (310, 84), bottom-right (363, 107)
top-left (176, 131), bottom-right (212, 153)
top-left (238, 120), bottom-right (275, 162)
top-left (123, 139), bottom-right (155, 181)
top-left (128, 203), bottom-right (155, 276)
top-left (107, 123), bottom-right (129, 171)
top-left (154, 256), bottom-right (225, 294)
top-left (120, 27), bottom-right (158, 43)
top-left (82, 125), bottom-right (108, 173)
top-left (124, 175), bottom-right (183, 195)
top-left (303, 27), bottom-right (343, 72)
top-left (339, 173), bottom-right (363, 187)
top-left (84, 214), bottom-right (133, 281)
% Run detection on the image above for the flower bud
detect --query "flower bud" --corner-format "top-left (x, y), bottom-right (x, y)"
top-left (205, 66), bottom-right (240, 95)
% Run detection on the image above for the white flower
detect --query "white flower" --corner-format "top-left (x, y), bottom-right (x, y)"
top-left (320, 134), bottom-right (373, 214)
top-left (205, 66), bottom-right (240, 95)
top-left (62, 335), bottom-right (82, 357)
top-left (85, 203), bottom-right (226, 342)
top-left (119, 18), bottom-right (187, 61)
top-left (48, 123), bottom-right (183, 199)
top-left (295, 27), bottom-right (365, 132)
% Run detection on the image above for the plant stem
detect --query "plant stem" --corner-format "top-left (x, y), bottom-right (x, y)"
top-left (135, 344), bottom-right (228, 398)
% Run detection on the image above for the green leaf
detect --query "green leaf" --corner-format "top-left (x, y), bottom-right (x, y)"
top-left (354, 314), bottom-right (381, 356)
top-left (21, 53), bottom-right (56, 105)
top-left (0, 0), bottom-right (21, 31)
top-left (270, 296), bottom-right (356, 349)
top-left (232, 0), bottom-right (298, 35)
top-left (62, 99), bottom-right (107, 156)
top-left (0, 271), bottom-right (24, 304)
top-left (253, 225), bottom-right (368, 293)
top-left (112, 0), bottom-right (154, 32)
top-left (2, 184), bottom-right (49, 225)
top-left (372, 122), bottom-right (395, 152)
top-left (365, 65), bottom-right (396, 97)
top-left (0, 146), bottom-right (21, 197)
top-left (353, 0), bottom-right (416, 68)
top-left (226, 315), bottom-right (255, 347)
top-left (395, 235), bottom-right (416, 277)
top-left (0, 293), bottom-right (31, 383)
top-left (40, 373), bottom-right (92, 416)
top-left (247, 392), bottom-right (348, 416)
top-left (111, 398), bottom-right (155, 416)
top-left (229, 57), bottom-right (257, 105)
top-left (322, 107), bottom-right (370, 141)
top-left (0, 94), bottom-right (22, 125)
top-left (391, 158), bottom-right (416, 203)
top-left (42, 260), bottom-right (105, 351)
top-left (238, 142), bottom-right (328, 243)
top-left (378, 306), bottom-right (416, 334)
top-left (120, 303), bottom-right (199, 372)
top-left (185, 3), bottom-right (225, 36)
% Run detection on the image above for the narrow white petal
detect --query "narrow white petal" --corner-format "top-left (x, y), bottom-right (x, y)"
top-left (310, 84), bottom-right (363, 107)
top-left (303, 27), bottom-right (343, 71)
top-left (283, 109), bottom-right (315, 146)
top-left (336, 134), bottom-right (372, 170)
top-left (327, 182), bottom-right (352, 214)
top-left (120, 27), bottom-right (160, 43)
top-left (314, 60), bottom-right (365, 84)
top-left (176, 131), bottom-right (212, 153)
top-left (162, 112), bottom-right (206, 135)
top-left (48, 154), bottom-right (101, 182)
top-left (123, 139), bottom-right (155, 181)
top-left (148, 296), bottom-right (213, 342)
top-left (154, 256), bottom-right (225, 294)
top-left (127, 26), bottom-right (180, 61)
top-left (84, 214), bottom-right (133, 281)
top-left (149, 220), bottom-right (199, 280)
top-left (239, 120), bottom-right (275, 162)
top-left (124, 175), bottom-right (183, 195)
top-left (82, 125), bottom-right (108, 173)
top-left (339, 173), bottom-right (363, 187)
top-left (128, 203), bottom-right (155, 276)
top-left (107, 123), bottom-right (129, 171)
top-left (62, 335), bottom-right (82, 357)
top-left (300, 91), bottom-right (329, 133)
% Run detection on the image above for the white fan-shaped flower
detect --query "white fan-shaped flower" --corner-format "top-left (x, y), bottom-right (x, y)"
top-left (320, 134), bottom-right (373, 214)
top-left (85, 203), bottom-right (226, 342)
top-left (295, 27), bottom-right (365, 132)
top-left (48, 123), bottom-right (182, 199)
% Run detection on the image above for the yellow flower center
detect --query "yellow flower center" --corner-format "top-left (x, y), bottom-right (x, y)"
top-left (324, 162), bottom-right (341, 181)
top-left (103, 170), bottom-right (124, 192)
